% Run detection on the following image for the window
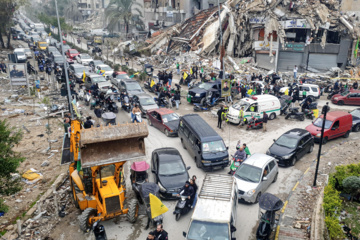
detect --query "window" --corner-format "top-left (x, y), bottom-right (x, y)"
top-left (268, 161), bottom-right (276, 171)
top-left (263, 166), bottom-right (270, 177)
top-left (189, 133), bottom-right (195, 145)
top-left (349, 93), bottom-right (358, 98)
top-left (299, 139), bottom-right (305, 146)
top-left (184, 127), bottom-right (190, 138)
top-left (311, 87), bottom-right (318, 92)
top-left (332, 120), bottom-right (339, 129)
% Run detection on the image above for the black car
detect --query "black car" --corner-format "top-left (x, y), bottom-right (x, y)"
top-left (52, 54), bottom-right (66, 67)
top-left (187, 81), bottom-right (222, 103)
top-left (119, 79), bottom-right (144, 98)
top-left (266, 128), bottom-right (314, 167)
top-left (133, 93), bottom-right (159, 117)
top-left (350, 108), bottom-right (360, 132)
top-left (151, 148), bottom-right (190, 200)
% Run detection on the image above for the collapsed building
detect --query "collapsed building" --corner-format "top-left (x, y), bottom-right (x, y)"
top-left (142, 0), bottom-right (360, 74)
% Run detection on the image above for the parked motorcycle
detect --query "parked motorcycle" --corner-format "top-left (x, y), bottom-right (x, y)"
top-left (246, 116), bottom-right (263, 130)
top-left (174, 195), bottom-right (192, 221)
top-left (303, 109), bottom-right (314, 120)
top-left (279, 95), bottom-right (292, 115)
top-left (285, 107), bottom-right (305, 121)
top-left (228, 155), bottom-right (245, 175)
top-left (327, 89), bottom-right (339, 100)
top-left (256, 193), bottom-right (283, 240)
top-left (155, 97), bottom-right (169, 108)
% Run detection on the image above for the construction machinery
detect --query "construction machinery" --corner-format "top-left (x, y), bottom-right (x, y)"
top-left (63, 119), bottom-right (149, 232)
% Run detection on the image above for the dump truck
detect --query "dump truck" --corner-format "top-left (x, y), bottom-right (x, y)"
top-left (62, 119), bottom-right (148, 231)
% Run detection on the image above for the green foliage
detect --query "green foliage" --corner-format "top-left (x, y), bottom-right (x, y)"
top-left (138, 71), bottom-right (147, 81)
top-left (0, 198), bottom-right (9, 213)
top-left (37, 13), bottom-right (73, 33)
top-left (325, 216), bottom-right (344, 239)
top-left (114, 64), bottom-right (120, 71)
top-left (323, 185), bottom-right (342, 217)
top-left (121, 65), bottom-right (129, 72)
top-left (0, 120), bottom-right (25, 195)
top-left (342, 176), bottom-right (360, 194)
top-left (329, 163), bottom-right (360, 190)
top-left (342, 201), bottom-right (360, 237)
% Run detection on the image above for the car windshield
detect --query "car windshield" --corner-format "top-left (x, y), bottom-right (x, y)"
top-left (92, 76), bottom-right (106, 83)
top-left (70, 50), bottom-right (78, 54)
top-left (341, 91), bottom-right (350, 96)
top-left (313, 118), bottom-right (333, 129)
top-left (159, 159), bottom-right (186, 176)
top-left (96, 164), bottom-right (115, 178)
top-left (16, 52), bottom-right (25, 56)
top-left (81, 54), bottom-right (91, 59)
top-left (202, 140), bottom-right (226, 153)
top-left (101, 66), bottom-right (112, 71)
top-left (162, 113), bottom-right (179, 122)
top-left (139, 97), bottom-right (156, 106)
top-left (94, 61), bottom-right (104, 65)
top-left (74, 67), bottom-right (86, 73)
top-left (275, 135), bottom-right (298, 149)
top-left (232, 101), bottom-right (250, 111)
top-left (54, 56), bottom-right (64, 62)
top-left (235, 164), bottom-right (262, 183)
top-left (127, 83), bottom-right (142, 91)
top-left (350, 109), bottom-right (360, 118)
top-left (198, 83), bottom-right (214, 90)
top-left (116, 74), bottom-right (130, 79)
top-left (187, 220), bottom-right (229, 240)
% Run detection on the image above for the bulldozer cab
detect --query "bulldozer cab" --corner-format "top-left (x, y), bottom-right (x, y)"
top-left (67, 120), bottom-right (149, 231)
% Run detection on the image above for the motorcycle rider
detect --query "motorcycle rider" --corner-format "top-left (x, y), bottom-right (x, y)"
top-left (176, 181), bottom-right (194, 208)
top-left (234, 146), bottom-right (247, 161)
top-left (174, 90), bottom-right (181, 110)
top-left (132, 104), bottom-right (141, 123)
top-left (300, 95), bottom-right (313, 112)
top-left (189, 176), bottom-right (198, 208)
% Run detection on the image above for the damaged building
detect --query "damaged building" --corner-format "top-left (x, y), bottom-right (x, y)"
top-left (143, 0), bottom-right (360, 73)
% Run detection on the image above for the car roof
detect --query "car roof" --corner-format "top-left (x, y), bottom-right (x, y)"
top-left (68, 49), bottom-right (77, 51)
top-left (181, 114), bottom-right (221, 142)
top-left (72, 64), bottom-right (85, 68)
top-left (154, 147), bottom-right (181, 160)
top-left (116, 71), bottom-right (127, 75)
top-left (320, 111), bottom-right (351, 121)
top-left (243, 153), bottom-right (274, 168)
top-left (122, 79), bottom-right (138, 84)
top-left (349, 90), bottom-right (360, 93)
top-left (300, 83), bottom-right (319, 87)
top-left (135, 93), bottom-right (152, 99)
top-left (283, 128), bottom-right (310, 139)
top-left (149, 108), bottom-right (174, 115)
top-left (98, 64), bottom-right (110, 67)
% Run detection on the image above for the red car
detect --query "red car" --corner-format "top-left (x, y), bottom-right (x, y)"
top-left (147, 108), bottom-right (180, 137)
top-left (331, 90), bottom-right (360, 106)
top-left (65, 49), bottom-right (80, 59)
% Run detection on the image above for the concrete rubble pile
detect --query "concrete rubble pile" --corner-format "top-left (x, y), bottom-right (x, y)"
top-left (141, 0), bottom-right (360, 78)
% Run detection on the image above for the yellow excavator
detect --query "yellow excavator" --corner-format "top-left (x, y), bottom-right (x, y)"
top-left (62, 119), bottom-right (148, 232)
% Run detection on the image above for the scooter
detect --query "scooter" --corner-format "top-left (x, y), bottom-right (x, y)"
top-left (92, 220), bottom-right (107, 240)
top-left (327, 89), bottom-right (339, 100)
top-left (121, 95), bottom-right (131, 113)
top-left (228, 155), bottom-right (245, 175)
top-left (104, 97), bottom-right (118, 113)
top-left (133, 112), bottom-right (142, 123)
top-left (155, 97), bottom-right (169, 108)
top-left (246, 116), bottom-right (263, 130)
top-left (39, 64), bottom-right (44, 72)
top-left (304, 109), bottom-right (314, 120)
top-left (285, 107), bottom-right (305, 121)
top-left (256, 193), bottom-right (283, 240)
top-left (174, 195), bottom-right (192, 221)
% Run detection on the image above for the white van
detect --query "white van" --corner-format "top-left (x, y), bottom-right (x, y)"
top-left (227, 95), bottom-right (281, 124)
top-left (183, 174), bottom-right (238, 240)
top-left (279, 84), bottom-right (320, 101)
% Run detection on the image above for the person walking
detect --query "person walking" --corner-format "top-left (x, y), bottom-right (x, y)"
top-left (154, 224), bottom-right (168, 240)
top-left (353, 81), bottom-right (358, 90)
top-left (200, 66), bottom-right (204, 80)
top-left (238, 107), bottom-right (244, 128)
top-left (293, 65), bottom-right (298, 79)
top-left (190, 175), bottom-right (198, 208)
top-left (174, 90), bottom-right (181, 110)
top-left (243, 143), bottom-right (251, 157)
top-left (176, 62), bottom-right (180, 75)
top-left (217, 106), bottom-right (224, 129)
top-left (263, 112), bottom-right (268, 132)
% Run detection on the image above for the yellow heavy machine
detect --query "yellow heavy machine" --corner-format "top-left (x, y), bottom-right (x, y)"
top-left (65, 119), bottom-right (148, 232)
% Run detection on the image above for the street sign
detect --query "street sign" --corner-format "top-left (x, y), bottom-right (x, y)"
top-left (8, 63), bottom-right (28, 86)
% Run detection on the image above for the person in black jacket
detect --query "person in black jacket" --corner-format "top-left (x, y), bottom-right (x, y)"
top-left (190, 176), bottom-right (198, 208)
top-left (84, 116), bottom-right (94, 129)
top-left (174, 90), bottom-right (181, 109)
top-left (146, 231), bottom-right (155, 240)
top-left (217, 106), bottom-right (224, 129)
top-left (154, 224), bottom-right (168, 240)
top-left (263, 112), bottom-right (268, 132)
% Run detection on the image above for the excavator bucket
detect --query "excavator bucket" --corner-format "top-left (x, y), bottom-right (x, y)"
top-left (79, 122), bottom-right (149, 168)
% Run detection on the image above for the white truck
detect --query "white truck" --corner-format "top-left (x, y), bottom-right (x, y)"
top-left (227, 95), bottom-right (281, 124)
top-left (183, 174), bottom-right (238, 240)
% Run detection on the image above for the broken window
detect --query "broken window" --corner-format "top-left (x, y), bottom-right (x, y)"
top-left (284, 29), bottom-right (307, 43)
top-left (313, 30), bottom-right (340, 44)
top-left (258, 29), bottom-right (277, 41)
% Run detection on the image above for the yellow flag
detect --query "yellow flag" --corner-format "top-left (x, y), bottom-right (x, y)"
top-left (82, 70), bottom-right (86, 82)
top-left (183, 71), bottom-right (188, 80)
top-left (150, 193), bottom-right (168, 218)
top-left (190, 68), bottom-right (193, 75)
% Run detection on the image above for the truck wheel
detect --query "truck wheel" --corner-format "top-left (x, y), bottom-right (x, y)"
top-left (79, 208), bottom-right (97, 232)
top-left (127, 199), bottom-right (139, 223)
top-left (269, 113), bottom-right (276, 120)
top-left (195, 158), bottom-right (202, 168)
top-left (343, 131), bottom-right (350, 138)
top-left (285, 114), bottom-right (290, 120)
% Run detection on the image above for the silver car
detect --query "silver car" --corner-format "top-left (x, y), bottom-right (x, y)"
top-left (234, 153), bottom-right (278, 203)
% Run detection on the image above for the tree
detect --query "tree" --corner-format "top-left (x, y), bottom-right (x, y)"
top-left (0, 0), bottom-right (17, 48)
top-left (0, 120), bottom-right (24, 195)
top-left (105, 0), bottom-right (144, 36)
top-left (342, 176), bottom-right (360, 201)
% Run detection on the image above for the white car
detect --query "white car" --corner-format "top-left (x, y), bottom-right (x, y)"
top-left (75, 54), bottom-right (93, 66)
top-left (13, 48), bottom-right (27, 63)
top-left (280, 83), bottom-right (320, 101)
top-left (95, 64), bottom-right (114, 76)
top-left (23, 48), bottom-right (32, 58)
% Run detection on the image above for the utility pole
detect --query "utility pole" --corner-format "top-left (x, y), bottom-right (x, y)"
top-left (55, 0), bottom-right (74, 118)
top-left (218, 0), bottom-right (224, 79)
top-left (313, 102), bottom-right (330, 187)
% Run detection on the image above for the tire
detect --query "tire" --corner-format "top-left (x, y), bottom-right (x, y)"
top-left (343, 131), bottom-right (350, 138)
top-left (127, 199), bottom-right (139, 223)
top-left (148, 119), bottom-right (153, 126)
top-left (175, 213), bottom-right (181, 221)
top-left (322, 137), bottom-right (328, 145)
top-left (164, 129), bottom-right (169, 137)
top-left (269, 113), bottom-right (276, 120)
top-left (285, 114), bottom-right (290, 120)
top-left (300, 115), bottom-right (305, 121)
top-left (354, 124), bottom-right (360, 132)
top-left (181, 139), bottom-right (186, 149)
top-left (79, 208), bottom-right (97, 232)
top-left (308, 144), bottom-right (314, 153)
top-left (195, 158), bottom-right (202, 168)
top-left (254, 192), bottom-right (261, 204)
top-left (272, 173), bottom-right (278, 183)
top-left (70, 180), bottom-right (80, 209)
top-left (246, 126), bottom-right (250, 131)
top-left (338, 100), bottom-right (344, 106)
top-left (290, 156), bottom-right (297, 166)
